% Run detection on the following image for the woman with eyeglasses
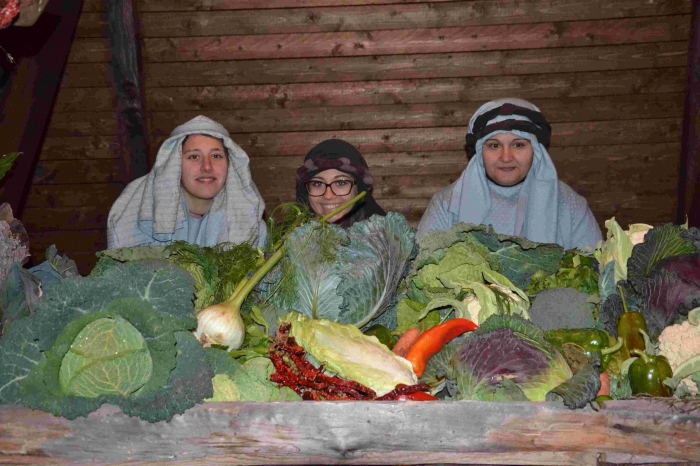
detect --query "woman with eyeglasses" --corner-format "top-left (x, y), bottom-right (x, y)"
top-left (295, 139), bottom-right (385, 227)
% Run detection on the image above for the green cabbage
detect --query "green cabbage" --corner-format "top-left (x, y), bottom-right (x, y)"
top-left (59, 317), bottom-right (153, 398)
top-left (0, 260), bottom-right (214, 422)
top-left (258, 212), bottom-right (415, 329)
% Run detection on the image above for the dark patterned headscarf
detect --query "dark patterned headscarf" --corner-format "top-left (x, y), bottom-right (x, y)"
top-left (295, 139), bottom-right (385, 228)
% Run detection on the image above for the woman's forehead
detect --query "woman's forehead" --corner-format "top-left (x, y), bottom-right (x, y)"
top-left (183, 134), bottom-right (225, 150)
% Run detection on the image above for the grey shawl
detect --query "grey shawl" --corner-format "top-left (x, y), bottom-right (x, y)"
top-left (107, 116), bottom-right (266, 249)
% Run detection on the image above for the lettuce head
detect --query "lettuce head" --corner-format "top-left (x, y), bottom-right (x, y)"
top-left (285, 313), bottom-right (417, 396)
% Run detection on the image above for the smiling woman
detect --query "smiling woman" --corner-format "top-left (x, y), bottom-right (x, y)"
top-left (295, 139), bottom-right (386, 228)
top-left (106, 116), bottom-right (267, 249)
top-left (416, 98), bottom-right (602, 251)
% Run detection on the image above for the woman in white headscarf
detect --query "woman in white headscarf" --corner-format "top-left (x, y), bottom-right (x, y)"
top-left (416, 98), bottom-right (602, 250)
top-left (107, 115), bottom-right (266, 249)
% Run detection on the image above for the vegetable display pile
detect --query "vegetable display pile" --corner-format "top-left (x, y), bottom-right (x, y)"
top-left (2, 208), bottom-right (700, 423)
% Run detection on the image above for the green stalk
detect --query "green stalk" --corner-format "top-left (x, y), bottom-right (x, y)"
top-left (226, 191), bottom-right (367, 310)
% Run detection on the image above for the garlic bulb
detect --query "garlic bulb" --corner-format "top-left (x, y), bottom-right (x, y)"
top-left (193, 304), bottom-right (245, 352)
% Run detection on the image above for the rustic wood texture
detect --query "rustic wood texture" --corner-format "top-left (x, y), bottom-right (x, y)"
top-left (22, 0), bottom-right (695, 275)
top-left (106, 0), bottom-right (150, 181)
top-left (0, 0), bottom-right (84, 218)
top-left (0, 400), bottom-right (699, 464)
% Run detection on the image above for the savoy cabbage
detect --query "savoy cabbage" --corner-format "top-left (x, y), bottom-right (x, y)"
top-left (0, 260), bottom-right (213, 422)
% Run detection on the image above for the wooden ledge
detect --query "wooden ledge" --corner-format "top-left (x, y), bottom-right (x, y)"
top-left (0, 399), bottom-right (699, 465)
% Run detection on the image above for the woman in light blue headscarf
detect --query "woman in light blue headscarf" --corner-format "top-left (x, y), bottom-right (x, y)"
top-left (416, 98), bottom-right (602, 250)
top-left (107, 115), bottom-right (267, 249)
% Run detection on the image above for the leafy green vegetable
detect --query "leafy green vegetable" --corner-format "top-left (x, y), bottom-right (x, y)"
top-left (167, 241), bottom-right (262, 312)
top-left (59, 316), bottom-right (153, 398)
top-left (594, 217), bottom-right (636, 284)
top-left (0, 152), bottom-right (19, 181)
top-left (546, 353), bottom-right (601, 409)
top-left (526, 251), bottom-right (598, 296)
top-left (259, 213), bottom-right (415, 329)
top-left (0, 260), bottom-right (214, 422)
top-left (285, 312), bottom-right (417, 396)
top-left (404, 223), bottom-right (564, 304)
top-left (396, 297), bottom-right (441, 334)
top-left (206, 358), bottom-right (301, 402)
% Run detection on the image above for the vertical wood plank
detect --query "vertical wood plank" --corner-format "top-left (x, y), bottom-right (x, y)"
top-left (105, 0), bottom-right (150, 181)
top-left (0, 0), bottom-right (84, 218)
top-left (679, 0), bottom-right (700, 225)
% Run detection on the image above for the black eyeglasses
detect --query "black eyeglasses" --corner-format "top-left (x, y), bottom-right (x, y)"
top-left (305, 179), bottom-right (355, 197)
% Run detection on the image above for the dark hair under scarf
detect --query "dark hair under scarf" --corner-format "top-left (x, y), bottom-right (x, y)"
top-left (295, 139), bottom-right (386, 228)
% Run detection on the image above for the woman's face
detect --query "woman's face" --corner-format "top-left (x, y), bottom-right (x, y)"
top-left (181, 135), bottom-right (228, 202)
top-left (481, 133), bottom-right (534, 186)
top-left (306, 169), bottom-right (359, 223)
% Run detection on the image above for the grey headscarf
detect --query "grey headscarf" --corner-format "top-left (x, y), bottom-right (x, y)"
top-left (107, 115), bottom-right (265, 248)
top-left (449, 98), bottom-right (561, 244)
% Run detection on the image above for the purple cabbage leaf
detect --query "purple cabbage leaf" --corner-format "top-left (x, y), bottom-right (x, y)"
top-left (447, 315), bottom-right (572, 402)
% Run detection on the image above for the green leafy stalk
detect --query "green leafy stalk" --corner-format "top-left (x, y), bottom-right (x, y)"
top-left (227, 192), bottom-right (367, 311)
top-left (0, 152), bottom-right (20, 181)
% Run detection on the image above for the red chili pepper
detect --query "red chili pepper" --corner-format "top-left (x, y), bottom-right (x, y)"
top-left (0, 0), bottom-right (20, 30)
top-left (404, 318), bottom-right (478, 378)
top-left (396, 391), bottom-right (438, 401)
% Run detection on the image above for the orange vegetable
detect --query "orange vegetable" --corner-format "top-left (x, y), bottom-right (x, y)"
top-left (393, 328), bottom-right (420, 357)
top-left (405, 318), bottom-right (478, 378)
top-left (597, 372), bottom-right (610, 397)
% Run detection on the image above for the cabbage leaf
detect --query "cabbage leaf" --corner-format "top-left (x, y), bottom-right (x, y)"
top-left (0, 260), bottom-right (214, 422)
top-left (259, 213), bottom-right (415, 329)
top-left (447, 315), bottom-right (572, 402)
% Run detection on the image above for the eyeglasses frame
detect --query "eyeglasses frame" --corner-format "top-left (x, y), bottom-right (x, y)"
top-left (305, 179), bottom-right (356, 197)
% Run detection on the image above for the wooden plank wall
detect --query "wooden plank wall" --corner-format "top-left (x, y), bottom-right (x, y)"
top-left (23, 0), bottom-right (692, 274)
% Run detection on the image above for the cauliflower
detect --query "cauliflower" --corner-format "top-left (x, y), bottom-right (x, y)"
top-left (658, 321), bottom-right (700, 395)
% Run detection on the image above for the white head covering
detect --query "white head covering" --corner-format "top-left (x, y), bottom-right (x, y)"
top-left (448, 98), bottom-right (561, 244)
top-left (108, 115), bottom-right (265, 247)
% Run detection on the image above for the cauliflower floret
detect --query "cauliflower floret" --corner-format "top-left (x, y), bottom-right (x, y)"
top-left (658, 321), bottom-right (700, 395)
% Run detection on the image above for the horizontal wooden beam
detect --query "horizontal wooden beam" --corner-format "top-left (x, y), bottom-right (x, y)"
top-left (60, 42), bottom-right (689, 88)
top-left (0, 400), bottom-right (698, 464)
top-left (68, 15), bottom-right (690, 63)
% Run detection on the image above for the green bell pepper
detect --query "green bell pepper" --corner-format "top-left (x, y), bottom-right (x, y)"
top-left (629, 349), bottom-right (673, 397)
top-left (544, 329), bottom-right (622, 373)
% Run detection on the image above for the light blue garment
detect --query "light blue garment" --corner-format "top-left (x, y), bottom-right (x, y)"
top-left (416, 98), bottom-right (602, 250)
top-left (109, 193), bottom-right (267, 249)
top-left (107, 115), bottom-right (267, 249)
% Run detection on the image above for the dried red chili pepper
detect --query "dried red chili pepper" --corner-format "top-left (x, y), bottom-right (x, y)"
top-left (0, 0), bottom-right (20, 30)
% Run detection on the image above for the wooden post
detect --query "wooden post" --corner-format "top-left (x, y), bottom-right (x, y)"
top-left (0, 400), bottom-right (699, 465)
top-left (678, 0), bottom-right (700, 226)
top-left (0, 0), bottom-right (84, 218)
top-left (106, 0), bottom-right (150, 182)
